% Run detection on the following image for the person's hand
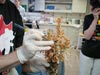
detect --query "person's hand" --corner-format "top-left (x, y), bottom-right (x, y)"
top-left (16, 29), bottom-right (54, 64)
top-left (92, 8), bottom-right (100, 19)
top-left (29, 52), bottom-right (49, 72)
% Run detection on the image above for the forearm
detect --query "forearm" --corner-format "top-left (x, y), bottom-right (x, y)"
top-left (0, 51), bottom-right (20, 72)
top-left (84, 18), bottom-right (98, 40)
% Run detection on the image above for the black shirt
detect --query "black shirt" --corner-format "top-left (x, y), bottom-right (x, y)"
top-left (0, 0), bottom-right (24, 74)
top-left (0, 0), bottom-right (24, 48)
top-left (81, 14), bottom-right (100, 58)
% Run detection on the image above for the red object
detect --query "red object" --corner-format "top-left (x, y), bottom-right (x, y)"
top-left (0, 15), bottom-right (5, 35)
top-left (0, 15), bottom-right (12, 35)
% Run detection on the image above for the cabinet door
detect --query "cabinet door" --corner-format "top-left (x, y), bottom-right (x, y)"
top-left (35, 0), bottom-right (45, 11)
top-left (72, 0), bottom-right (87, 13)
top-left (66, 27), bottom-right (79, 47)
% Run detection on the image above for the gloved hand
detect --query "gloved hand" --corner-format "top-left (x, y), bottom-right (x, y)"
top-left (29, 52), bottom-right (49, 72)
top-left (16, 29), bottom-right (54, 64)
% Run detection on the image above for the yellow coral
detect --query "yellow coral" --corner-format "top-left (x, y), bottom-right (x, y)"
top-left (45, 17), bottom-right (71, 75)
top-left (45, 17), bottom-right (70, 63)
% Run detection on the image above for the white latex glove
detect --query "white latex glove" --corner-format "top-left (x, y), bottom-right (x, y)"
top-left (29, 52), bottom-right (49, 72)
top-left (16, 29), bottom-right (54, 64)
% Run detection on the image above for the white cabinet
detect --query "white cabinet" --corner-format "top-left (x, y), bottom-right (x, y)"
top-left (44, 0), bottom-right (87, 13)
top-left (72, 0), bottom-right (87, 13)
top-left (35, 0), bottom-right (45, 11)
top-left (44, 0), bottom-right (72, 13)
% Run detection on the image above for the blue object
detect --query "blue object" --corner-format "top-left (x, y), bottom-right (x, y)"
top-left (16, 65), bottom-right (22, 75)
top-left (26, 71), bottom-right (48, 75)
top-left (58, 62), bottom-right (65, 75)
top-left (46, 6), bottom-right (55, 10)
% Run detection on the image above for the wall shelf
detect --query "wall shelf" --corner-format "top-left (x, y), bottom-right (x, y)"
top-left (44, 10), bottom-right (72, 13)
top-left (45, 1), bottom-right (72, 4)
top-left (39, 23), bottom-right (81, 28)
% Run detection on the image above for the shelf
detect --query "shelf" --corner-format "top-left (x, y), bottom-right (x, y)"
top-left (39, 23), bottom-right (81, 28)
top-left (45, 1), bottom-right (72, 4)
top-left (44, 10), bottom-right (72, 13)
